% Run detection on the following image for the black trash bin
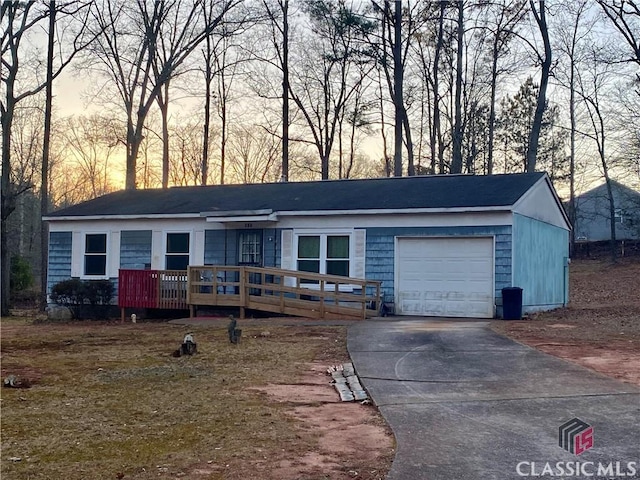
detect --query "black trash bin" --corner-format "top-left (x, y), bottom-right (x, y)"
top-left (502, 287), bottom-right (523, 320)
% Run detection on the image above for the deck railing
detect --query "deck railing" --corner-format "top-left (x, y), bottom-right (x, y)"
top-left (188, 265), bottom-right (381, 320)
top-left (118, 269), bottom-right (188, 311)
top-left (119, 266), bottom-right (381, 320)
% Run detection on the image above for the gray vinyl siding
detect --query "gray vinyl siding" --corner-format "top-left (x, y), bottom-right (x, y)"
top-left (364, 226), bottom-right (512, 305)
top-left (47, 231), bottom-right (73, 295)
top-left (120, 230), bottom-right (152, 269)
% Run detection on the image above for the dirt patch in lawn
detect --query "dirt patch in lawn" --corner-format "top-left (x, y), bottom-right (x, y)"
top-left (251, 362), bottom-right (393, 479)
top-left (492, 258), bottom-right (640, 386)
top-left (1, 318), bottom-right (393, 480)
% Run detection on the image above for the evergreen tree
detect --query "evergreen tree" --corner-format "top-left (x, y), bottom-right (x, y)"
top-left (496, 77), bottom-right (568, 180)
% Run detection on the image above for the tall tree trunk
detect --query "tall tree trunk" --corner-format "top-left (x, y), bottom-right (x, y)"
top-left (348, 109), bottom-right (357, 178)
top-left (393, 0), bottom-right (403, 177)
top-left (1, 59), bottom-right (17, 318)
top-left (526, 0), bottom-right (551, 172)
top-left (40, 0), bottom-right (56, 310)
top-left (338, 117), bottom-right (344, 179)
top-left (125, 116), bottom-right (137, 190)
top-left (402, 112), bottom-right (414, 175)
top-left (281, 0), bottom-right (289, 181)
top-left (219, 90), bottom-right (227, 185)
top-left (451, 0), bottom-right (464, 174)
top-left (378, 70), bottom-right (391, 177)
top-left (566, 2), bottom-right (588, 255)
top-left (568, 51), bottom-right (577, 255)
top-left (604, 173), bottom-right (617, 263)
top-left (487, 40), bottom-right (499, 175)
top-left (434, 1), bottom-right (446, 174)
top-left (202, 45), bottom-right (212, 185)
top-left (158, 80), bottom-right (170, 188)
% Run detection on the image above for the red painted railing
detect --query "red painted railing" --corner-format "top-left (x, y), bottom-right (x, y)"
top-left (118, 269), bottom-right (187, 309)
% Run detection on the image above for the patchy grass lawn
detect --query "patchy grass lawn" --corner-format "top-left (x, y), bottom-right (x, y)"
top-left (492, 258), bottom-right (640, 386)
top-left (1, 318), bottom-right (393, 480)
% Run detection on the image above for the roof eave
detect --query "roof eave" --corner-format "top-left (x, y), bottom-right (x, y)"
top-left (43, 213), bottom-right (202, 221)
top-left (43, 205), bottom-right (518, 222)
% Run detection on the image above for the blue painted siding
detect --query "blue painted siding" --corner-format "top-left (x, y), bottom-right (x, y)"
top-left (263, 228), bottom-right (278, 267)
top-left (365, 226), bottom-right (512, 305)
top-left (205, 230), bottom-right (226, 265)
top-left (120, 230), bottom-right (152, 269)
top-left (204, 228), bottom-right (279, 267)
top-left (225, 230), bottom-right (239, 265)
top-left (512, 214), bottom-right (569, 312)
top-left (47, 231), bottom-right (72, 295)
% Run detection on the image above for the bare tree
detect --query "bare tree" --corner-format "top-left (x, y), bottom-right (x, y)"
top-left (597, 0), bottom-right (640, 66)
top-left (577, 46), bottom-right (619, 262)
top-left (483, 0), bottom-right (528, 174)
top-left (526, 0), bottom-right (552, 172)
top-left (87, 0), bottom-right (241, 190)
top-left (554, 0), bottom-right (592, 253)
top-left (431, 1), bottom-right (447, 174)
top-left (288, 0), bottom-right (374, 179)
top-left (369, 0), bottom-right (422, 176)
top-left (60, 115), bottom-right (122, 198)
top-left (1, 0), bottom-right (92, 316)
top-left (196, 2), bottom-right (252, 185)
top-left (168, 119), bottom-right (205, 186)
top-left (262, 0), bottom-right (291, 181)
top-left (228, 124), bottom-right (281, 183)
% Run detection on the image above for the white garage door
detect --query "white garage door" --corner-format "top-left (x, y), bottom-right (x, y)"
top-left (396, 237), bottom-right (494, 318)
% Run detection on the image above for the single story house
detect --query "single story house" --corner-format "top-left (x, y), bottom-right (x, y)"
top-left (574, 180), bottom-right (640, 241)
top-left (44, 172), bottom-right (570, 318)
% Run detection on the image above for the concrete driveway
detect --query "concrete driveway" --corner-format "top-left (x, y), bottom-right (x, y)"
top-left (348, 318), bottom-right (640, 480)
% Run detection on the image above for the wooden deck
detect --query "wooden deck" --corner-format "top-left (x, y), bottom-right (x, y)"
top-left (118, 267), bottom-right (381, 320)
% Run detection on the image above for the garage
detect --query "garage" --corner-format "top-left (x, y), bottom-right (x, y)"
top-left (395, 237), bottom-right (495, 318)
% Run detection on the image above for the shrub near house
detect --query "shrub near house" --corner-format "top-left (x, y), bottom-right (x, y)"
top-left (50, 279), bottom-right (114, 319)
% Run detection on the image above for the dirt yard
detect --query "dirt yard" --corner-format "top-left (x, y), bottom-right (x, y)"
top-left (492, 258), bottom-right (640, 386)
top-left (0, 318), bottom-right (394, 480)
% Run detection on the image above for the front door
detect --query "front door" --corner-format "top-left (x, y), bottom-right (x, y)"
top-left (238, 230), bottom-right (263, 266)
top-left (238, 230), bottom-right (263, 295)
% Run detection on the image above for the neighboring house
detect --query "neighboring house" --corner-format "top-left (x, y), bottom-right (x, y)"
top-left (574, 180), bottom-right (640, 241)
top-left (43, 172), bottom-right (570, 318)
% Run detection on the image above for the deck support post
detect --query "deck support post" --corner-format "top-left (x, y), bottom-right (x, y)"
top-left (121, 307), bottom-right (125, 323)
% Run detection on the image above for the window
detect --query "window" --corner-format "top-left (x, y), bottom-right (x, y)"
top-left (239, 231), bottom-right (262, 265)
top-left (615, 208), bottom-right (624, 225)
top-left (297, 234), bottom-right (350, 277)
top-left (165, 232), bottom-right (190, 270)
top-left (298, 236), bottom-right (320, 273)
top-left (84, 233), bottom-right (107, 276)
top-left (326, 236), bottom-right (349, 276)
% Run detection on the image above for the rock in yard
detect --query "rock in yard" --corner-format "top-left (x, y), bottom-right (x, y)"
top-left (46, 305), bottom-right (72, 321)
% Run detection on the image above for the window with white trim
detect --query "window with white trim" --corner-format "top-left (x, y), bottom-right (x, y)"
top-left (84, 233), bottom-right (107, 277)
top-left (165, 232), bottom-right (190, 270)
top-left (297, 234), bottom-right (350, 277)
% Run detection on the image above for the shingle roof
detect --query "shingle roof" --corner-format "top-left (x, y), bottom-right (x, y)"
top-left (45, 172), bottom-right (546, 218)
